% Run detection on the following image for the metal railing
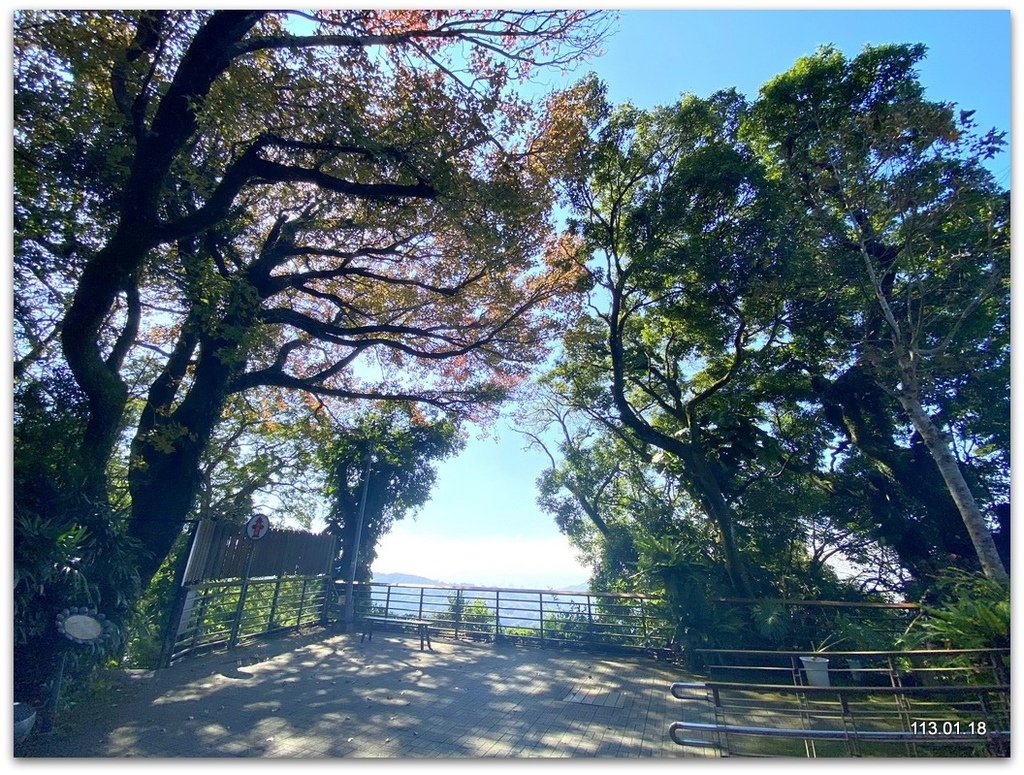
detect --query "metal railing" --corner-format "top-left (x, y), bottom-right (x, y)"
top-left (167, 574), bottom-right (332, 664)
top-left (342, 581), bottom-right (673, 652)
top-left (165, 576), bottom-right (929, 668)
top-left (670, 648), bottom-right (1010, 757)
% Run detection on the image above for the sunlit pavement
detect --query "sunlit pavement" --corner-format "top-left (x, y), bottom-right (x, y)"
top-left (16, 627), bottom-right (711, 758)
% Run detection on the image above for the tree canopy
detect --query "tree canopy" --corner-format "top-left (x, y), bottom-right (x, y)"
top-left (14, 8), bottom-right (610, 586)
top-left (14, 16), bottom-right (1008, 686)
top-left (525, 44), bottom-right (1008, 628)
top-left (322, 404), bottom-right (464, 587)
top-left (746, 44), bottom-right (1009, 583)
top-left (13, 8), bottom-right (611, 701)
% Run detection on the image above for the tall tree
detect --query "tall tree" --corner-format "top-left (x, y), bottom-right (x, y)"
top-left (521, 388), bottom-right (690, 590)
top-left (322, 405), bottom-right (464, 587)
top-left (556, 88), bottom-right (816, 597)
top-left (744, 44), bottom-right (1010, 583)
top-left (14, 10), bottom-right (609, 586)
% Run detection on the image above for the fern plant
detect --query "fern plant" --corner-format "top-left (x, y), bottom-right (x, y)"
top-left (903, 569), bottom-right (1009, 650)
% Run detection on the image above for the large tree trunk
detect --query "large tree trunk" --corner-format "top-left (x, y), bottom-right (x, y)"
top-left (899, 393), bottom-right (1009, 585)
top-left (675, 440), bottom-right (754, 598)
top-left (60, 12), bottom-right (264, 531)
top-left (128, 325), bottom-right (246, 586)
top-left (812, 366), bottom-right (977, 578)
top-left (61, 231), bottom-right (151, 504)
top-left (857, 238), bottom-right (1008, 585)
top-left (606, 296), bottom-right (753, 598)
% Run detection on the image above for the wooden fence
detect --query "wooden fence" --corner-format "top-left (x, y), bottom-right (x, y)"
top-left (182, 520), bottom-right (337, 583)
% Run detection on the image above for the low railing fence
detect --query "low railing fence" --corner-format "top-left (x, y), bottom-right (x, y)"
top-left (344, 581), bottom-right (675, 652)
top-left (710, 598), bottom-right (920, 652)
top-left (342, 584), bottom-right (924, 656)
top-left (164, 574), bottom-right (928, 666)
top-left (669, 648), bottom-right (1010, 757)
top-left (167, 574), bottom-right (332, 665)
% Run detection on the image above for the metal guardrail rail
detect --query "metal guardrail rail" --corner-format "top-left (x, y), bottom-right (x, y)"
top-left (342, 581), bottom-right (674, 652)
top-left (167, 574), bottom-right (332, 664)
top-left (165, 576), bottom-right (930, 670)
top-left (669, 648), bottom-right (1010, 757)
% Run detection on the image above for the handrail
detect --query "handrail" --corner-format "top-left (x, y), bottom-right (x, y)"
top-left (361, 580), bottom-right (657, 600)
top-left (713, 597), bottom-right (919, 610)
top-left (671, 680), bottom-right (1010, 700)
top-left (694, 647), bottom-right (1008, 658)
top-left (669, 721), bottom-right (1010, 746)
top-left (348, 580), bottom-right (671, 652)
top-left (669, 651), bottom-right (1010, 757)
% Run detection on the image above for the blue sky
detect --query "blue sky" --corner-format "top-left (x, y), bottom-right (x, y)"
top-left (370, 5), bottom-right (1014, 589)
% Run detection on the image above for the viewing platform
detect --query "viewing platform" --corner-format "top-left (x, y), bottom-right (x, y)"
top-left (17, 626), bottom-right (699, 758)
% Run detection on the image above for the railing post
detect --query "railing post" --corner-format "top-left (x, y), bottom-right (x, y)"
top-left (320, 576), bottom-right (333, 627)
top-left (229, 578), bottom-right (248, 649)
top-left (229, 538), bottom-right (259, 649)
top-left (268, 577), bottom-right (283, 632)
top-left (639, 598), bottom-right (649, 646)
top-left (296, 577), bottom-right (309, 627)
top-left (454, 589), bottom-right (463, 640)
top-left (419, 587), bottom-right (425, 619)
top-left (157, 519), bottom-right (200, 668)
top-left (188, 586), bottom-right (211, 654)
top-left (385, 585), bottom-right (392, 617)
top-left (494, 590), bottom-right (501, 642)
top-left (538, 592), bottom-right (545, 648)
top-left (587, 594), bottom-right (595, 641)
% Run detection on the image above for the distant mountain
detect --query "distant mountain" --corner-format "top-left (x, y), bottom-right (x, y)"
top-left (371, 572), bottom-right (453, 587)
top-left (371, 572), bottom-right (589, 593)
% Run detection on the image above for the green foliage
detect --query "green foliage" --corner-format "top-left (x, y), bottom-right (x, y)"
top-left (552, 80), bottom-right (853, 599)
top-left (324, 404), bottom-right (464, 583)
top-left (534, 40), bottom-right (1009, 610)
top-left (745, 43), bottom-right (1009, 583)
top-left (122, 530), bottom-right (192, 669)
top-left (541, 603), bottom-right (591, 643)
top-left (903, 570), bottom-right (1010, 650)
top-left (440, 593), bottom-right (495, 638)
top-left (13, 7), bottom-right (613, 711)
top-left (829, 612), bottom-right (897, 652)
top-left (13, 377), bottom-right (141, 704)
top-left (751, 599), bottom-right (794, 647)
top-left (632, 532), bottom-right (746, 661)
top-left (195, 391), bottom-right (330, 528)
top-left (14, 8), bottom-right (611, 596)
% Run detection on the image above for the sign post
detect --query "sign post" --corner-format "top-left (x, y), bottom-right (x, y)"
top-left (38, 607), bottom-right (115, 734)
top-left (230, 513), bottom-right (271, 648)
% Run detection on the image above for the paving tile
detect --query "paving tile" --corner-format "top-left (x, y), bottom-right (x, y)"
top-left (17, 627), bottom-right (708, 759)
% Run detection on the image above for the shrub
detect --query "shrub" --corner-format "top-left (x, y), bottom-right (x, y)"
top-left (902, 569), bottom-right (1009, 650)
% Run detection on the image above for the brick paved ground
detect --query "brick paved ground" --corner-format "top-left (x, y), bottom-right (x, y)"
top-left (15, 627), bottom-right (714, 759)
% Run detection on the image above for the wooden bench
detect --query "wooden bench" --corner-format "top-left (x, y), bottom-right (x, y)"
top-left (669, 679), bottom-right (1010, 757)
top-left (360, 615), bottom-right (433, 651)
